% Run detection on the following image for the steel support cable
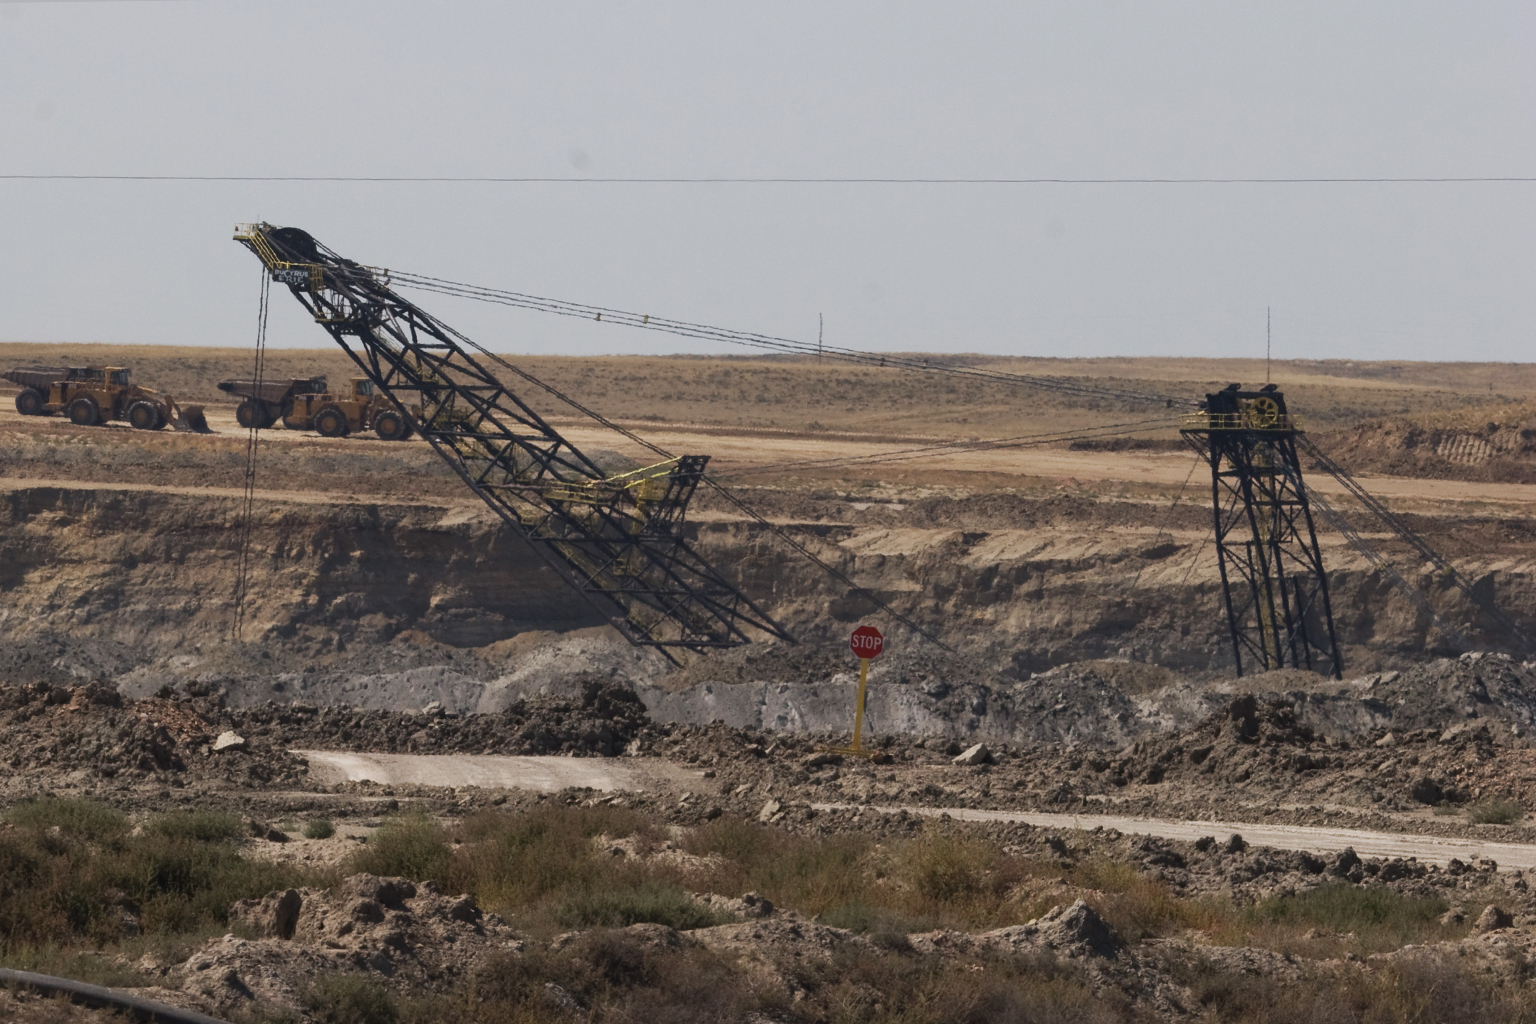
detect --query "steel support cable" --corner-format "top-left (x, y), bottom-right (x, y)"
top-left (1305, 490), bottom-right (1472, 651)
top-left (1129, 453), bottom-right (1204, 591)
top-left (0, 967), bottom-right (231, 1024)
top-left (1298, 434), bottom-right (1527, 648)
top-left (387, 272), bottom-right (1197, 408)
top-left (231, 270), bottom-right (270, 642)
top-left (721, 417), bottom-right (1179, 477)
top-left (428, 317), bottom-right (954, 652)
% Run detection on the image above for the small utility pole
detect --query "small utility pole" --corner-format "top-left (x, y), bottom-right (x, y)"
top-left (818, 313), bottom-right (823, 363)
top-left (1266, 306), bottom-right (1272, 384)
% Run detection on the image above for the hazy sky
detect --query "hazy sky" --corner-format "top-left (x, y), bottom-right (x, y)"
top-left (1, 1), bottom-right (1533, 361)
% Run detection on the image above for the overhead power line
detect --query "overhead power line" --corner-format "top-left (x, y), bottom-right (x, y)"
top-left (2, 174), bottom-right (1535, 184)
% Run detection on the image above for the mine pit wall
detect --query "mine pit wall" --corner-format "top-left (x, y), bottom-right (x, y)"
top-left (0, 486), bottom-right (607, 654)
top-left (0, 485), bottom-right (1527, 694)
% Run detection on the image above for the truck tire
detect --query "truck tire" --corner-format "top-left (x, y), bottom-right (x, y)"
top-left (236, 399), bottom-right (262, 429)
top-left (67, 397), bottom-right (100, 426)
top-left (14, 388), bottom-right (45, 416)
top-left (314, 404), bottom-right (350, 438)
top-left (127, 400), bottom-right (165, 430)
top-left (372, 408), bottom-right (411, 441)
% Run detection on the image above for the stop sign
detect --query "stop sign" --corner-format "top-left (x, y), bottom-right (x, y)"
top-left (849, 625), bottom-right (885, 660)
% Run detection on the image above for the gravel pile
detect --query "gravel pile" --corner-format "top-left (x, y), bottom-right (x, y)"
top-left (228, 679), bottom-right (651, 758)
top-left (0, 682), bottom-right (309, 792)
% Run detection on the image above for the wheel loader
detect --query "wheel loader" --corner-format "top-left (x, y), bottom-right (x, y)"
top-left (4, 366), bottom-right (210, 432)
top-left (216, 375), bottom-right (418, 440)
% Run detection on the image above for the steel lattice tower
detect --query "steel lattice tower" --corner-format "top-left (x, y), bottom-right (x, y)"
top-left (235, 223), bottom-right (790, 658)
top-left (1181, 385), bottom-right (1342, 678)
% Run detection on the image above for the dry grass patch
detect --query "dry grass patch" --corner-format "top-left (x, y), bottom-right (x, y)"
top-left (0, 797), bottom-right (329, 962)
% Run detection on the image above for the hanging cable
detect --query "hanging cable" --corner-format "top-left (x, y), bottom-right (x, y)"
top-left (1129, 453), bottom-right (1203, 590)
top-left (424, 315), bottom-right (954, 651)
top-left (387, 271), bottom-right (1197, 408)
top-left (383, 261), bottom-right (1536, 659)
top-left (721, 417), bottom-right (1177, 477)
top-left (231, 271), bottom-right (270, 642)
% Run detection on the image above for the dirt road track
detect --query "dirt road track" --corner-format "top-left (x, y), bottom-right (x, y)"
top-left (299, 751), bottom-right (1535, 869)
top-left (297, 750), bottom-right (701, 794)
top-left (819, 803), bottom-right (1536, 870)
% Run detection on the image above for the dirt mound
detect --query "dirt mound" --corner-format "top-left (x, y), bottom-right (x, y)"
top-left (229, 679), bottom-right (652, 758)
top-left (1314, 403), bottom-right (1536, 483)
top-left (1368, 653), bottom-right (1536, 732)
top-left (0, 682), bottom-right (310, 795)
top-left (165, 873), bottom-right (520, 1011)
top-left (0, 632), bottom-right (147, 688)
top-left (1110, 692), bottom-right (1338, 794)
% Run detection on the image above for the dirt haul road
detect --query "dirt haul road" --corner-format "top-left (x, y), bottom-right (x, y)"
top-left (297, 750), bottom-right (700, 793)
top-left (296, 751), bottom-right (1536, 869)
top-left (7, 408), bottom-right (1536, 510)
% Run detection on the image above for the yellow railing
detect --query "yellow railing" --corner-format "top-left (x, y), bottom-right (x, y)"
top-left (1180, 412), bottom-right (1301, 433)
top-left (540, 458), bottom-right (682, 505)
top-left (233, 224), bottom-right (324, 291)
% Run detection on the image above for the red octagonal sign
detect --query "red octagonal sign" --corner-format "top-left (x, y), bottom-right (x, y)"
top-left (850, 625), bottom-right (885, 660)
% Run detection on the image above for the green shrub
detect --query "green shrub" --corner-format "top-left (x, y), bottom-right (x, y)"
top-left (146, 810), bottom-right (245, 843)
top-left (449, 805), bottom-right (651, 915)
top-left (1174, 951), bottom-right (1535, 1024)
top-left (818, 901), bottom-right (938, 936)
top-left (6, 797), bottom-right (127, 843)
top-left (904, 834), bottom-right (999, 901)
top-left (1245, 883), bottom-right (1446, 933)
top-left (0, 797), bottom-right (325, 952)
top-left (348, 814), bottom-right (451, 884)
top-left (1218, 883), bottom-right (1456, 955)
top-left (304, 819), bottom-right (337, 840)
top-left (304, 974), bottom-right (400, 1024)
top-left (551, 883), bottom-right (727, 931)
top-left (1469, 799), bottom-right (1523, 825)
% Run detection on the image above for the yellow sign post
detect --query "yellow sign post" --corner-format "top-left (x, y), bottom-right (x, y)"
top-left (850, 655), bottom-right (871, 753)
top-left (832, 625), bottom-right (885, 758)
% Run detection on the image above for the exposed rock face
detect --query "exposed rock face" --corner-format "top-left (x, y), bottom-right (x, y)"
top-left (4, 484), bottom-right (1531, 722)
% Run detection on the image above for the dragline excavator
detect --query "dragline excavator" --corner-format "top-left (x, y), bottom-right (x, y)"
top-left (234, 223), bottom-right (790, 657)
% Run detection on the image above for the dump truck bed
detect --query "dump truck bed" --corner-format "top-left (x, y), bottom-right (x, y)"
top-left (3, 367), bottom-right (92, 390)
top-left (217, 377), bottom-right (327, 403)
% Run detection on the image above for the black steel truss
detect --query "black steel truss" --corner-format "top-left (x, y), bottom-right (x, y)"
top-left (235, 223), bottom-right (791, 657)
top-left (1180, 386), bottom-right (1342, 678)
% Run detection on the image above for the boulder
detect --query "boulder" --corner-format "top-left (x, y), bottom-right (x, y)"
top-left (1034, 900), bottom-right (1119, 957)
top-left (1474, 905), bottom-right (1513, 933)
top-left (952, 742), bottom-right (992, 766)
top-left (1410, 776), bottom-right (1444, 805)
top-left (231, 889), bottom-right (303, 940)
top-left (212, 731), bottom-right (247, 753)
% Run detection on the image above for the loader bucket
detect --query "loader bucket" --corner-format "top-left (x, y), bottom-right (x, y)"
top-left (171, 404), bottom-right (211, 433)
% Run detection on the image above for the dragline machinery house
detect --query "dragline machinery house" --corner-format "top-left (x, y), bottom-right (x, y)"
top-left (233, 222), bottom-right (791, 659)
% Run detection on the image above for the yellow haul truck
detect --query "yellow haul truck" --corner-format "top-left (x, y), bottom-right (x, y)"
top-left (5, 366), bottom-right (209, 431)
top-left (217, 375), bottom-right (416, 440)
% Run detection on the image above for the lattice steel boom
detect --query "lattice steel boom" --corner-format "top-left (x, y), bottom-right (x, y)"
top-left (1180, 385), bottom-right (1342, 678)
top-left (234, 223), bottom-right (790, 656)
